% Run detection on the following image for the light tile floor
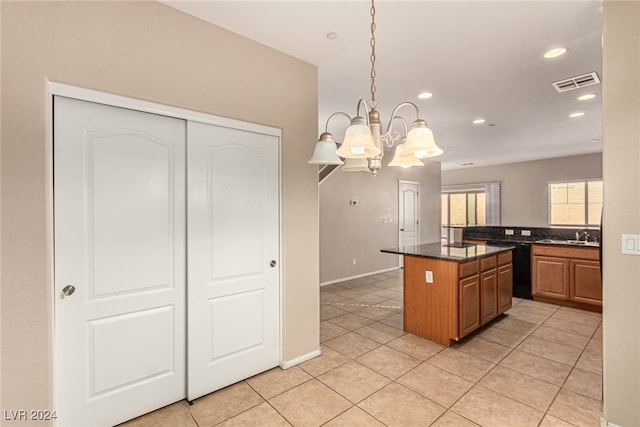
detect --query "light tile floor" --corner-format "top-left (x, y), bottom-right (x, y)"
top-left (121, 269), bottom-right (603, 427)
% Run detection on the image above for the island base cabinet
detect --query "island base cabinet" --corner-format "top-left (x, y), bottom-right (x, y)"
top-left (403, 255), bottom-right (458, 346)
top-left (480, 269), bottom-right (498, 325)
top-left (403, 252), bottom-right (513, 346)
top-left (459, 275), bottom-right (480, 337)
top-left (498, 264), bottom-right (513, 313)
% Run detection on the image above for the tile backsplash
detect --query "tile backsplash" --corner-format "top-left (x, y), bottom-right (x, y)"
top-left (462, 226), bottom-right (601, 243)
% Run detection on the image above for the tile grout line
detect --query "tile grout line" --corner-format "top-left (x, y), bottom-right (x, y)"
top-left (437, 305), bottom-right (563, 423)
top-left (536, 316), bottom-right (604, 427)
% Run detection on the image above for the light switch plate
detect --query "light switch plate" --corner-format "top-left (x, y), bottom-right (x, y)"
top-left (621, 234), bottom-right (640, 255)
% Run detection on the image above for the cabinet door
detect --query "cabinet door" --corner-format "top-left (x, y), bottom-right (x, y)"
top-left (459, 275), bottom-right (480, 337)
top-left (480, 268), bottom-right (498, 324)
top-left (570, 259), bottom-right (602, 306)
top-left (498, 264), bottom-right (513, 314)
top-left (532, 256), bottom-right (569, 300)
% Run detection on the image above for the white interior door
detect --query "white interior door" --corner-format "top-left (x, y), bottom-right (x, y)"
top-left (187, 121), bottom-right (280, 401)
top-left (399, 181), bottom-right (420, 266)
top-left (54, 96), bottom-right (186, 426)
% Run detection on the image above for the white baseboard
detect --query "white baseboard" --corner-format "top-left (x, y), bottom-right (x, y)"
top-left (280, 349), bottom-right (322, 369)
top-left (320, 267), bottom-right (401, 287)
top-left (601, 418), bottom-right (622, 427)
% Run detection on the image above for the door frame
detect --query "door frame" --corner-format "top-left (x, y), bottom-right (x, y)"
top-left (398, 180), bottom-right (421, 266)
top-left (46, 81), bottom-right (283, 417)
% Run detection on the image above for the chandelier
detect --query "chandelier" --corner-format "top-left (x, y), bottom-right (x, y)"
top-left (308, 0), bottom-right (443, 175)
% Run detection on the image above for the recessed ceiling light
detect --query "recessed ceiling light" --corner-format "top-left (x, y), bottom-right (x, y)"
top-left (577, 93), bottom-right (597, 101)
top-left (472, 119), bottom-right (486, 124)
top-left (569, 112), bottom-right (585, 118)
top-left (326, 32), bottom-right (338, 40)
top-left (418, 92), bottom-right (433, 99)
top-left (544, 47), bottom-right (568, 59)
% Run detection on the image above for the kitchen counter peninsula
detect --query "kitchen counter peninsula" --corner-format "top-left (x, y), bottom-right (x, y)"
top-left (381, 243), bottom-right (514, 346)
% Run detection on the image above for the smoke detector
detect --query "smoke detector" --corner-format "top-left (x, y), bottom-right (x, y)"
top-left (552, 72), bottom-right (600, 93)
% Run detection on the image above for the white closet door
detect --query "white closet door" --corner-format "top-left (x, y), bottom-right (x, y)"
top-left (54, 96), bottom-right (186, 426)
top-left (187, 121), bottom-right (280, 401)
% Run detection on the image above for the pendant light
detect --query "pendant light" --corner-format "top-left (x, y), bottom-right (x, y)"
top-left (307, 0), bottom-right (443, 175)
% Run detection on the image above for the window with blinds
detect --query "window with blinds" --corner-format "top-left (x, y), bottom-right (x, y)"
top-left (549, 180), bottom-right (603, 226)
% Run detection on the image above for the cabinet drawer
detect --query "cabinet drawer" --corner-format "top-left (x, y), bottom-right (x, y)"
top-left (459, 260), bottom-right (478, 278)
top-left (532, 244), bottom-right (599, 261)
top-left (497, 251), bottom-right (512, 265)
top-left (480, 255), bottom-right (497, 271)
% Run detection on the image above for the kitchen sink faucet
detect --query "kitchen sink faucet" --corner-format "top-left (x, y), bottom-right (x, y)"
top-left (576, 230), bottom-right (590, 241)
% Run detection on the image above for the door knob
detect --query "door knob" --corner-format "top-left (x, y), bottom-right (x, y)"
top-left (270, 260), bottom-right (277, 268)
top-left (400, 228), bottom-right (405, 231)
top-left (60, 284), bottom-right (76, 299)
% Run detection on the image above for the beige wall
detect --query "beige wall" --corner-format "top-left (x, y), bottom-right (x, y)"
top-left (0, 1), bottom-right (319, 420)
top-left (602, 1), bottom-right (640, 425)
top-left (320, 160), bottom-right (441, 284)
top-left (442, 153), bottom-right (602, 227)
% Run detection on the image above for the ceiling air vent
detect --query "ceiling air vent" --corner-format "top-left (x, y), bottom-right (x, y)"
top-left (552, 72), bottom-right (600, 93)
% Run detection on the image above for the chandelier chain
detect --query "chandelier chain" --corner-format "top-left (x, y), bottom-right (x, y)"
top-left (369, 0), bottom-right (377, 105)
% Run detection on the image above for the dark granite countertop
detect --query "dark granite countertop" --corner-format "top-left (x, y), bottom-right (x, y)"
top-left (381, 242), bottom-right (514, 263)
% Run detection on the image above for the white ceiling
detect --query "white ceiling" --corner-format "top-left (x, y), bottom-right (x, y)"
top-left (162, 0), bottom-right (603, 170)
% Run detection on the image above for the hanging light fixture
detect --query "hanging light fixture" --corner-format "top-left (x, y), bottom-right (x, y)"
top-left (308, 0), bottom-right (443, 175)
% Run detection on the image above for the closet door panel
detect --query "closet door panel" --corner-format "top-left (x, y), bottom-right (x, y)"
top-left (187, 121), bottom-right (280, 400)
top-left (54, 96), bottom-right (186, 426)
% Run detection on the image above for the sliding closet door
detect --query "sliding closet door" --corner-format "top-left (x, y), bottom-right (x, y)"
top-left (187, 121), bottom-right (280, 401)
top-left (54, 96), bottom-right (186, 426)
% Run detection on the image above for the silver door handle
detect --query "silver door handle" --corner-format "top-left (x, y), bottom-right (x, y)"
top-left (270, 260), bottom-right (277, 268)
top-left (60, 284), bottom-right (76, 299)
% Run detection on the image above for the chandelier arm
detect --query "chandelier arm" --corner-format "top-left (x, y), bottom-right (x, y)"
top-left (382, 102), bottom-right (422, 135)
top-left (324, 112), bottom-right (353, 133)
top-left (355, 99), bottom-right (372, 124)
top-left (380, 115), bottom-right (408, 147)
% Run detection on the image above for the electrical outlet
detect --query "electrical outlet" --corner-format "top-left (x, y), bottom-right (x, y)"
top-left (505, 229), bottom-right (514, 235)
top-left (521, 230), bottom-right (531, 236)
top-left (425, 271), bottom-right (433, 283)
top-left (352, 258), bottom-right (357, 265)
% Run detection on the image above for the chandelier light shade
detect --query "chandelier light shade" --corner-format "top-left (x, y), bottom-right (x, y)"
top-left (308, 132), bottom-right (344, 165)
top-left (389, 139), bottom-right (424, 168)
top-left (335, 117), bottom-right (380, 159)
top-left (342, 157), bottom-right (370, 172)
top-left (307, 0), bottom-right (443, 175)
top-left (401, 120), bottom-right (443, 159)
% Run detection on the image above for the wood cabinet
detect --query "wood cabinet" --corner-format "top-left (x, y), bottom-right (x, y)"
top-left (532, 256), bottom-right (570, 299)
top-left (403, 249), bottom-right (513, 346)
top-left (531, 244), bottom-right (601, 311)
top-left (570, 259), bottom-right (602, 305)
top-left (480, 268), bottom-right (498, 324)
top-left (497, 263), bottom-right (513, 313)
top-left (459, 274), bottom-right (480, 337)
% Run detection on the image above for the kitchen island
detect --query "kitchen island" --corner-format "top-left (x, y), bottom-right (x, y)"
top-left (382, 242), bottom-right (513, 346)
